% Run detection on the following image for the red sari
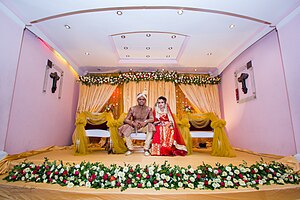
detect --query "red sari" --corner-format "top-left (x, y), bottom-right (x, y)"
top-left (151, 105), bottom-right (187, 156)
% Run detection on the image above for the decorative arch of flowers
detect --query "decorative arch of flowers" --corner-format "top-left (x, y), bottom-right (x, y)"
top-left (78, 70), bottom-right (221, 86)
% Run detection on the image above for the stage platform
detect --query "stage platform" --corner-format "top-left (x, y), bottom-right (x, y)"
top-left (0, 146), bottom-right (299, 200)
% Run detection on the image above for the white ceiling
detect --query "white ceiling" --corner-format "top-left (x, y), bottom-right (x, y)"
top-left (1, 0), bottom-right (300, 75)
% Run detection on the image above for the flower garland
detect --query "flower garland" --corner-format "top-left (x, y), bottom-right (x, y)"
top-left (79, 70), bottom-right (221, 86)
top-left (3, 158), bottom-right (299, 191)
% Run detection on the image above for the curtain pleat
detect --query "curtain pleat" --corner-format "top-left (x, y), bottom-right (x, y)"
top-left (77, 84), bottom-right (117, 113)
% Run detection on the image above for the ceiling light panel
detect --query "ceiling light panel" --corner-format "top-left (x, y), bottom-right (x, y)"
top-left (111, 32), bottom-right (187, 62)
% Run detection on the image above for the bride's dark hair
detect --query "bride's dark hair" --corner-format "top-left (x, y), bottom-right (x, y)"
top-left (157, 96), bottom-right (167, 103)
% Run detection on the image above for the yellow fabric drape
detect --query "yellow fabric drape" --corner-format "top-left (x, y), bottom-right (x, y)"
top-left (179, 84), bottom-right (221, 117)
top-left (123, 81), bottom-right (176, 113)
top-left (73, 112), bottom-right (127, 155)
top-left (175, 115), bottom-right (192, 155)
top-left (176, 113), bottom-right (235, 157)
top-left (0, 146), bottom-right (72, 175)
top-left (77, 84), bottom-right (117, 113)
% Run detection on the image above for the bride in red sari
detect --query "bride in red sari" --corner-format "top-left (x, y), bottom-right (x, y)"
top-left (151, 96), bottom-right (187, 156)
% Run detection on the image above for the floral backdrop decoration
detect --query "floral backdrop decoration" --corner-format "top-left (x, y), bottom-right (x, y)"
top-left (79, 70), bottom-right (221, 86)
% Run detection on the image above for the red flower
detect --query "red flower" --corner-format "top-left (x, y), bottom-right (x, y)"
top-left (220, 182), bottom-right (225, 187)
top-left (176, 173), bottom-right (181, 177)
top-left (103, 174), bottom-right (108, 180)
top-left (146, 175), bottom-right (150, 179)
top-left (36, 166), bottom-right (40, 170)
top-left (137, 183), bottom-right (142, 188)
top-left (46, 171), bottom-right (51, 176)
top-left (251, 169), bottom-right (256, 174)
top-left (169, 173), bottom-right (173, 177)
top-left (32, 170), bottom-right (37, 175)
top-left (11, 175), bottom-right (17, 180)
top-left (130, 168), bottom-right (134, 173)
top-left (153, 180), bottom-right (158, 184)
top-left (204, 180), bottom-right (208, 186)
top-left (116, 182), bottom-right (121, 187)
top-left (238, 174), bottom-right (243, 179)
top-left (136, 174), bottom-right (141, 179)
top-left (126, 179), bottom-right (131, 184)
top-left (62, 170), bottom-right (68, 176)
top-left (63, 179), bottom-right (67, 184)
top-left (74, 171), bottom-right (79, 176)
top-left (196, 174), bottom-right (201, 179)
top-left (54, 171), bottom-right (59, 175)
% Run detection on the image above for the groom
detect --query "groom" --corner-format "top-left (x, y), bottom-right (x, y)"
top-left (118, 92), bottom-right (156, 156)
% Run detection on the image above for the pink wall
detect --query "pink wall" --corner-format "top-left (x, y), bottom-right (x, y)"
top-left (220, 30), bottom-right (296, 156)
top-left (277, 10), bottom-right (300, 153)
top-left (5, 29), bottom-right (79, 154)
top-left (0, 5), bottom-right (24, 151)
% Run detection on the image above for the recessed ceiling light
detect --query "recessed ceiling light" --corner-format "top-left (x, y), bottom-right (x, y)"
top-left (97, 68), bottom-right (101, 71)
top-left (194, 69), bottom-right (197, 72)
top-left (146, 34), bottom-right (151, 37)
top-left (126, 55), bottom-right (130, 57)
top-left (166, 55), bottom-right (170, 58)
top-left (64, 25), bottom-right (71, 29)
top-left (121, 35), bottom-right (126, 39)
top-left (229, 24), bottom-right (235, 29)
top-left (146, 55), bottom-right (150, 58)
top-left (177, 9), bottom-right (184, 15)
top-left (124, 47), bottom-right (128, 50)
top-left (85, 52), bottom-right (90, 55)
top-left (116, 11), bottom-right (123, 15)
top-left (129, 68), bottom-right (133, 71)
top-left (171, 35), bottom-right (176, 39)
top-left (146, 47), bottom-right (150, 50)
top-left (207, 52), bottom-right (212, 56)
top-left (168, 47), bottom-right (173, 50)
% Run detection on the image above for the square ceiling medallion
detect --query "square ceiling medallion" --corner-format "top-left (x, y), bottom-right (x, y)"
top-left (111, 32), bottom-right (188, 64)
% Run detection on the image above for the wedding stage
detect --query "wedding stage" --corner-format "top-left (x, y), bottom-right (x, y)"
top-left (0, 146), bottom-right (299, 200)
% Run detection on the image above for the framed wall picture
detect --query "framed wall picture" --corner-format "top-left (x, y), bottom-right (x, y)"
top-left (42, 59), bottom-right (64, 99)
top-left (234, 61), bottom-right (256, 103)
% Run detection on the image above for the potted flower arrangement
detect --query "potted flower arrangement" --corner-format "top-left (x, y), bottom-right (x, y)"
top-left (105, 103), bottom-right (114, 112)
top-left (183, 105), bottom-right (192, 113)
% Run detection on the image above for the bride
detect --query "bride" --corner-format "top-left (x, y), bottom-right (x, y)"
top-left (151, 96), bottom-right (187, 156)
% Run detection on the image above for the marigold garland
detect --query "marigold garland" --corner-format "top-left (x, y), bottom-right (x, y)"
top-left (79, 71), bottom-right (221, 86)
top-left (3, 158), bottom-right (299, 191)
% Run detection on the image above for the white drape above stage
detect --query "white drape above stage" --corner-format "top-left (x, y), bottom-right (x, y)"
top-left (123, 81), bottom-right (176, 113)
